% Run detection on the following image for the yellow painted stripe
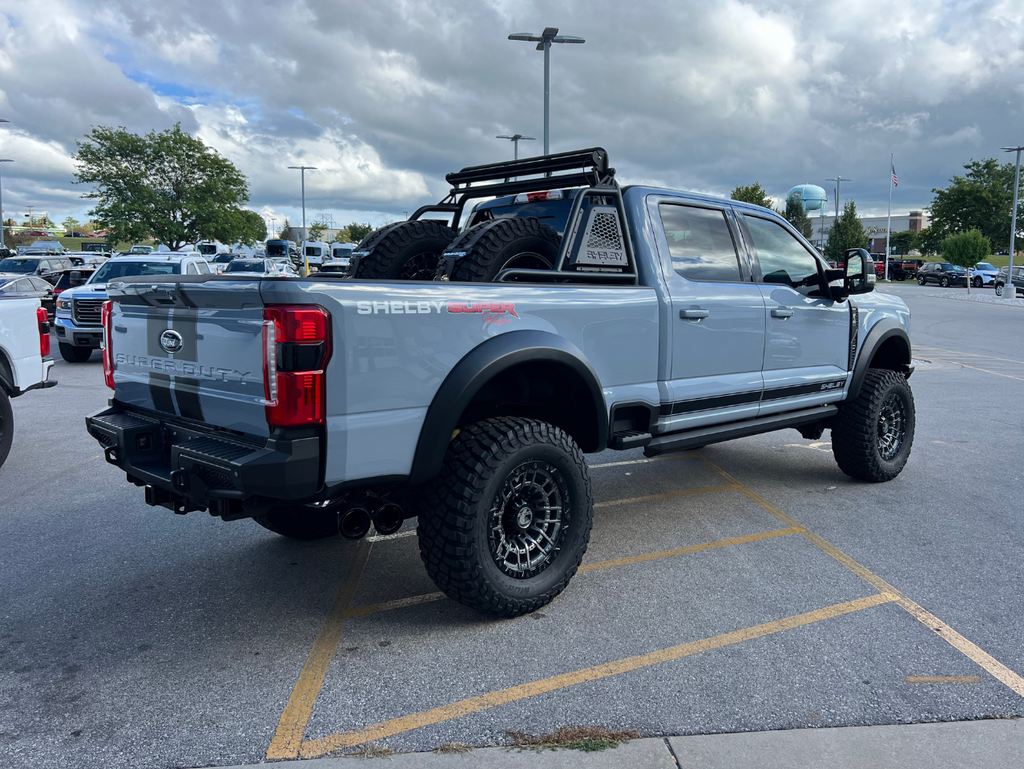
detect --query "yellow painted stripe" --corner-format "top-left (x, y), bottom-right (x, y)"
top-left (300, 593), bottom-right (895, 757)
top-left (949, 361), bottom-right (1024, 383)
top-left (266, 540), bottom-right (373, 760)
top-left (594, 483), bottom-right (737, 509)
top-left (345, 592), bottom-right (446, 618)
top-left (589, 452), bottom-right (696, 469)
top-left (578, 528), bottom-right (800, 573)
top-left (905, 676), bottom-right (980, 683)
top-left (916, 346), bottom-right (1024, 366)
top-left (695, 455), bottom-right (1024, 699)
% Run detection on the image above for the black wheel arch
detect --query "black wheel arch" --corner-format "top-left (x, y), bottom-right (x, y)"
top-left (408, 330), bottom-right (608, 485)
top-left (849, 318), bottom-right (912, 400)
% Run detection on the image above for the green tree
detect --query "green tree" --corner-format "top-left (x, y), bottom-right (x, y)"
top-left (332, 227), bottom-right (352, 243)
top-left (346, 222), bottom-right (374, 242)
top-left (730, 182), bottom-right (775, 210)
top-left (889, 230), bottom-right (919, 257)
top-left (307, 221), bottom-right (327, 242)
top-left (942, 230), bottom-right (990, 268)
top-left (783, 197), bottom-right (813, 239)
top-left (917, 227), bottom-right (942, 256)
top-left (929, 159), bottom-right (1021, 250)
top-left (824, 200), bottom-right (869, 263)
top-left (232, 209), bottom-right (267, 247)
top-left (62, 216), bottom-right (81, 235)
top-left (278, 219), bottom-right (293, 240)
top-left (74, 123), bottom-right (251, 251)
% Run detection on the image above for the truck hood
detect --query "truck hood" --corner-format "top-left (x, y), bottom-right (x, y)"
top-left (62, 284), bottom-right (110, 299)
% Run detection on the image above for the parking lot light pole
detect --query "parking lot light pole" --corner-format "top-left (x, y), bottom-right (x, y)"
top-left (288, 166), bottom-right (316, 275)
top-left (508, 28), bottom-right (585, 155)
top-left (1002, 146), bottom-right (1023, 300)
top-left (496, 134), bottom-right (536, 161)
top-left (0, 159), bottom-right (11, 249)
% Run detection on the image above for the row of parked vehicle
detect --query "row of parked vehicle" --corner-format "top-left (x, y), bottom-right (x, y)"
top-left (859, 255), bottom-right (1014, 292)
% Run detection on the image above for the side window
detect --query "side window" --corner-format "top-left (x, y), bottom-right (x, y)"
top-left (31, 278), bottom-right (52, 291)
top-left (743, 215), bottom-right (821, 293)
top-left (658, 203), bottom-right (742, 282)
top-left (185, 262), bottom-right (199, 275)
top-left (195, 260), bottom-right (211, 274)
top-left (37, 260), bottom-right (50, 272)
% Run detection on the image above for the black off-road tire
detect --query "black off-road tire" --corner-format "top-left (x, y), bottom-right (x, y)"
top-left (831, 369), bottom-right (915, 483)
top-left (254, 506), bottom-right (339, 540)
top-left (59, 343), bottom-right (93, 363)
top-left (350, 220), bottom-right (457, 280)
top-left (0, 389), bottom-right (13, 469)
top-left (417, 417), bottom-right (593, 617)
top-left (443, 218), bottom-right (560, 282)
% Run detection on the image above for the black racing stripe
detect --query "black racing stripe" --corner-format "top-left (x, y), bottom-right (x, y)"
top-left (761, 379), bottom-right (846, 401)
top-left (149, 372), bottom-right (176, 415)
top-left (170, 308), bottom-right (198, 361)
top-left (173, 378), bottom-right (204, 421)
top-left (659, 390), bottom-right (762, 416)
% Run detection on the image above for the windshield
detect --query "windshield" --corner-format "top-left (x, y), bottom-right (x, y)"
top-left (304, 246), bottom-right (322, 256)
top-left (214, 254), bottom-right (235, 263)
top-left (0, 258), bottom-right (38, 274)
top-left (949, 265), bottom-right (966, 271)
top-left (90, 260), bottom-right (181, 283)
top-left (225, 261), bottom-right (265, 273)
top-left (197, 244), bottom-right (218, 255)
top-left (266, 244), bottom-right (288, 256)
top-left (976, 263), bottom-right (995, 271)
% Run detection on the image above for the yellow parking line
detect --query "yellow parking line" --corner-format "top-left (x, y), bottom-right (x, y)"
top-left (594, 483), bottom-right (737, 508)
top-left (916, 346), bottom-right (1024, 366)
top-left (589, 452), bottom-right (696, 469)
top-left (905, 676), bottom-right (980, 684)
top-left (266, 540), bottom-right (373, 760)
top-left (694, 455), bottom-right (1024, 698)
top-left (300, 593), bottom-right (896, 757)
top-left (345, 592), bottom-right (446, 619)
top-left (948, 362), bottom-right (1024, 383)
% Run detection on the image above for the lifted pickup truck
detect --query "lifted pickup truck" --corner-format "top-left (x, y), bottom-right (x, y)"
top-left (1, 296), bottom-right (57, 467)
top-left (87, 148), bottom-right (915, 616)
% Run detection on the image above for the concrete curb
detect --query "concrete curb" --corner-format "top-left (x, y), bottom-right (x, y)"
top-left (205, 720), bottom-right (1024, 768)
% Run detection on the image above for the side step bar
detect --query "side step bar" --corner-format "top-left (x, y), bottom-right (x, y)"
top-left (644, 405), bottom-right (838, 457)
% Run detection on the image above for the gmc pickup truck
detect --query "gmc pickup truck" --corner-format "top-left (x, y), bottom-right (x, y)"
top-left (87, 149), bottom-right (915, 616)
top-left (1, 296), bottom-right (57, 467)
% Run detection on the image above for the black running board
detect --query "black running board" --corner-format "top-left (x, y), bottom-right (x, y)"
top-left (644, 405), bottom-right (838, 457)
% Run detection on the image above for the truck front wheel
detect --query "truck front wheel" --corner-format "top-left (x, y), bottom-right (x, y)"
top-left (59, 343), bottom-right (93, 363)
top-left (831, 369), bottom-right (915, 482)
top-left (0, 389), bottom-right (13, 469)
top-left (417, 417), bottom-right (593, 617)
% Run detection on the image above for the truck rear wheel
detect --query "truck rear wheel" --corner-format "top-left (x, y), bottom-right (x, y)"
top-left (444, 217), bottom-right (560, 282)
top-left (59, 343), bottom-right (93, 363)
top-left (831, 368), bottom-right (915, 482)
top-left (0, 389), bottom-right (13, 469)
top-left (417, 417), bottom-right (593, 617)
top-left (253, 506), bottom-right (339, 540)
top-left (350, 220), bottom-right (456, 280)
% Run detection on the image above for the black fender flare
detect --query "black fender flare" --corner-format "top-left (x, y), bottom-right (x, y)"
top-left (849, 319), bottom-right (912, 400)
top-left (408, 330), bottom-right (608, 485)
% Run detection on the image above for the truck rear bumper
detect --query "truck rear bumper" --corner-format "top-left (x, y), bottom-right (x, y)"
top-left (85, 404), bottom-right (321, 516)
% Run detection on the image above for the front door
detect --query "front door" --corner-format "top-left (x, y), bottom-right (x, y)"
top-left (654, 200), bottom-right (766, 431)
top-left (738, 213), bottom-right (851, 416)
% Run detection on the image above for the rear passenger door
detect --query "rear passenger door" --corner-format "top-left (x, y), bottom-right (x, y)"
top-left (653, 200), bottom-right (766, 431)
top-left (739, 214), bottom-right (850, 415)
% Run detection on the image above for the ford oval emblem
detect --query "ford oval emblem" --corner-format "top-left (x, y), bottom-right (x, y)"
top-left (159, 329), bottom-right (184, 354)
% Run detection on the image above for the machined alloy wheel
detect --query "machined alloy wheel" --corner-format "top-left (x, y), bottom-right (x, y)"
top-left (876, 391), bottom-right (908, 461)
top-left (489, 459), bottom-right (568, 578)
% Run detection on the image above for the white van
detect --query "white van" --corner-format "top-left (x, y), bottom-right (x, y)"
top-left (196, 241), bottom-right (231, 259)
top-left (331, 242), bottom-right (357, 260)
top-left (302, 241), bottom-right (331, 267)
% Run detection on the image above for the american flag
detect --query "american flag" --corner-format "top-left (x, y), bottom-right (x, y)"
top-left (891, 163), bottom-right (899, 188)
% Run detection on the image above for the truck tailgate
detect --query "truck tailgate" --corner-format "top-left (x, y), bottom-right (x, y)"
top-left (107, 279), bottom-right (269, 437)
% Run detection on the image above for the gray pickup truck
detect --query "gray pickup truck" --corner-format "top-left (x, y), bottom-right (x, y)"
top-left (87, 148), bottom-right (915, 616)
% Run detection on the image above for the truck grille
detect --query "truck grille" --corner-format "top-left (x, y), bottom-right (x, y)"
top-left (73, 298), bottom-right (104, 326)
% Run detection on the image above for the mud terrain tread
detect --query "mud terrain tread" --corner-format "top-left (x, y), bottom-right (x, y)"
top-left (417, 417), bottom-right (592, 616)
top-left (440, 218), bottom-right (561, 282)
top-left (831, 368), bottom-right (915, 482)
top-left (351, 220), bottom-right (456, 280)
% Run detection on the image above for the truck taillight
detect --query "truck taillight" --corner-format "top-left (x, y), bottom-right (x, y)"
top-left (36, 306), bottom-right (50, 357)
top-left (263, 305), bottom-right (331, 427)
top-left (101, 301), bottom-right (114, 390)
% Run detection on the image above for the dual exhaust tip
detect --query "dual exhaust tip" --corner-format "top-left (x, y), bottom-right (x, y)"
top-left (339, 499), bottom-right (404, 540)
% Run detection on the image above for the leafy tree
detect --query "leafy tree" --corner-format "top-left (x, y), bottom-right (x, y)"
top-left (346, 222), bottom-right (374, 242)
top-left (942, 230), bottom-right (990, 268)
top-left (232, 209), bottom-right (267, 247)
top-left (307, 221), bottom-right (327, 242)
top-left (929, 159), bottom-right (1021, 251)
top-left (278, 219), bottom-right (293, 240)
top-left (824, 200), bottom-right (869, 263)
top-left (889, 230), bottom-right (919, 257)
top-left (332, 227), bottom-right (352, 243)
top-left (917, 227), bottom-right (943, 256)
top-left (783, 197), bottom-right (813, 239)
top-left (62, 216), bottom-right (81, 235)
top-left (730, 182), bottom-right (775, 210)
top-left (74, 123), bottom-right (251, 251)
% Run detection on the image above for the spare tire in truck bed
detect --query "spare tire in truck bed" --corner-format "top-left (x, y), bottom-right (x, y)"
top-left (440, 217), bottom-right (561, 282)
top-left (349, 220), bottom-right (457, 280)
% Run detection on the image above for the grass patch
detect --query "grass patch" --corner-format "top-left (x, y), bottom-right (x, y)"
top-left (346, 742), bottom-right (395, 759)
top-left (434, 741), bottom-right (473, 754)
top-left (507, 725), bottom-right (640, 753)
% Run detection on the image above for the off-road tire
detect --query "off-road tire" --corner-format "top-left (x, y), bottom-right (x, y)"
top-left (417, 417), bottom-right (593, 617)
top-left (59, 343), bottom-right (93, 363)
top-left (831, 369), bottom-right (915, 482)
top-left (0, 389), bottom-right (13, 469)
top-left (350, 220), bottom-right (457, 280)
top-left (253, 506), bottom-right (339, 540)
top-left (442, 218), bottom-right (561, 282)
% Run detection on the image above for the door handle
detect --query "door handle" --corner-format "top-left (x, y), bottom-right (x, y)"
top-left (771, 308), bottom-right (794, 319)
top-left (679, 309), bottom-right (709, 320)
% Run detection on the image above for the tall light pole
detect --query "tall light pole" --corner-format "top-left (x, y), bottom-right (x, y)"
top-left (826, 176), bottom-right (851, 218)
top-left (496, 134), bottom-right (536, 161)
top-left (508, 28), bottom-right (585, 155)
top-left (1002, 145), bottom-right (1023, 300)
top-left (288, 165), bottom-right (316, 275)
top-left (268, 216), bottom-right (276, 240)
top-left (0, 159), bottom-right (12, 249)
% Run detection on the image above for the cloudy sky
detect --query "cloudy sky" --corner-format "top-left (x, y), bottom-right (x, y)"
top-left (1, 0), bottom-right (1022, 232)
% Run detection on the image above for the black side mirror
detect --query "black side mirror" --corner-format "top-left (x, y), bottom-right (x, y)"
top-left (844, 248), bottom-right (876, 295)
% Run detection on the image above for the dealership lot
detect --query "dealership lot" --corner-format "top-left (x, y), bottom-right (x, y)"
top-left (2, 283), bottom-right (1023, 769)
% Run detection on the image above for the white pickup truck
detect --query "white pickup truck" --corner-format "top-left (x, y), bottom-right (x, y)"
top-left (0, 297), bottom-right (57, 467)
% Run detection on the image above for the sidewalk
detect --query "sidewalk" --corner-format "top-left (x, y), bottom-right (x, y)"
top-left (213, 719), bottom-right (1023, 768)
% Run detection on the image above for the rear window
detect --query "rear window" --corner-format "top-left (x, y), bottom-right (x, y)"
top-left (266, 244), bottom-right (289, 256)
top-left (90, 261), bottom-right (181, 282)
top-left (0, 258), bottom-right (38, 273)
top-left (305, 247), bottom-right (323, 257)
top-left (225, 261), bottom-right (265, 273)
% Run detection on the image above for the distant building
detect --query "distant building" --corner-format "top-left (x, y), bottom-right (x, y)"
top-left (812, 210), bottom-right (928, 253)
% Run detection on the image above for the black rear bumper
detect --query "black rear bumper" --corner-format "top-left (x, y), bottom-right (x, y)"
top-left (86, 405), bottom-right (321, 517)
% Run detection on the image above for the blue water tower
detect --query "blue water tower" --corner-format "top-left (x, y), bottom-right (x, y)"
top-left (787, 184), bottom-right (828, 213)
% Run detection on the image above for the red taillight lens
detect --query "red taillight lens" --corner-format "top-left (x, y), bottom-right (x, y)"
top-left (262, 305), bottom-right (331, 427)
top-left (101, 301), bottom-right (114, 390)
top-left (36, 306), bottom-right (50, 357)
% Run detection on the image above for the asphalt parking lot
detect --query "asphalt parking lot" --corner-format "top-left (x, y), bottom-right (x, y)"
top-left (2, 282), bottom-right (1023, 769)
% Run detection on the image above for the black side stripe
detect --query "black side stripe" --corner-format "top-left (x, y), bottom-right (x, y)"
top-left (660, 379), bottom-right (847, 417)
top-left (761, 379), bottom-right (846, 402)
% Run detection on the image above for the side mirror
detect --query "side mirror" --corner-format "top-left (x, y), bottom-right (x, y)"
top-left (844, 249), bottom-right (876, 295)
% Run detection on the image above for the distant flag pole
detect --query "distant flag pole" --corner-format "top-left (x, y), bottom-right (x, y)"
top-left (884, 154), bottom-right (896, 281)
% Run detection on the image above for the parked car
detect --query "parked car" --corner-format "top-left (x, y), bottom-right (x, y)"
top-left (917, 261), bottom-right (967, 287)
top-left (119, 245), bottom-right (155, 256)
top-left (968, 262), bottom-right (1000, 287)
top-left (222, 257), bottom-right (295, 277)
top-left (317, 258), bottom-right (351, 274)
top-left (66, 252), bottom-right (109, 268)
top-left (994, 266), bottom-right (1024, 297)
top-left (80, 242), bottom-right (112, 254)
top-left (887, 258), bottom-right (925, 281)
top-left (0, 255), bottom-right (77, 284)
top-left (24, 240), bottom-right (68, 254)
top-left (52, 268), bottom-right (96, 301)
top-left (0, 275), bottom-right (56, 319)
top-left (87, 147), bottom-right (915, 618)
top-left (196, 241), bottom-right (231, 259)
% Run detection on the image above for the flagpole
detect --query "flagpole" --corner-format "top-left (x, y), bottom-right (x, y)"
top-left (884, 153), bottom-right (893, 281)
